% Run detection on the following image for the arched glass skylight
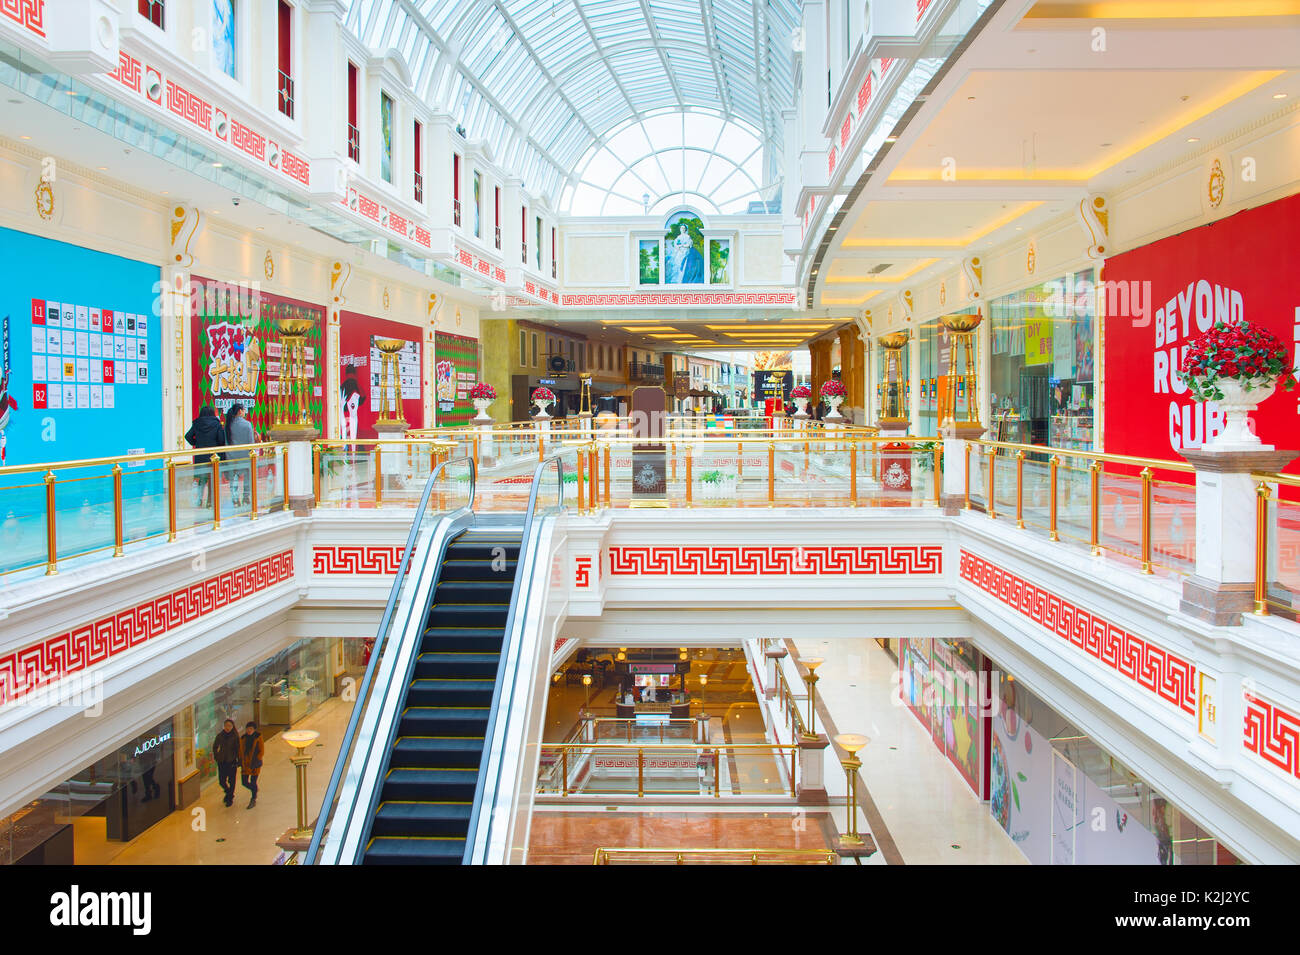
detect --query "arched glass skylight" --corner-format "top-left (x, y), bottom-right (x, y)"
top-left (562, 109), bottom-right (775, 216)
top-left (344, 0), bottom-right (799, 206)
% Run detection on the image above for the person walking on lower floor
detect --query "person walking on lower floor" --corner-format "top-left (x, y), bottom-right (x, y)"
top-left (239, 721), bottom-right (264, 809)
top-left (212, 718), bottom-right (241, 807)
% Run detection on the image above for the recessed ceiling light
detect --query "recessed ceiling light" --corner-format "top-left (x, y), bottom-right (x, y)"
top-left (97, 166), bottom-right (106, 170)
top-left (1273, 92), bottom-right (1288, 99)
top-left (1186, 137), bottom-right (1199, 143)
top-left (20, 134), bottom-right (30, 140)
top-left (884, 135), bottom-right (898, 143)
top-left (1015, 227), bottom-right (1022, 231)
top-left (213, 162), bottom-right (224, 168)
top-left (64, 89), bottom-right (78, 96)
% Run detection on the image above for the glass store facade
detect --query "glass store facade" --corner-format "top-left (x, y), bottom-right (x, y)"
top-left (988, 269), bottom-right (1098, 451)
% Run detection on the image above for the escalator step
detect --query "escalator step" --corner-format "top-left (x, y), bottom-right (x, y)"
top-left (443, 543), bottom-right (521, 562)
top-left (415, 652), bottom-right (500, 678)
top-left (390, 736), bottom-right (485, 768)
top-left (405, 679), bottom-right (496, 707)
top-left (421, 629), bottom-right (505, 652)
top-left (364, 836), bottom-right (467, 865)
top-left (428, 604), bottom-right (510, 628)
top-left (371, 801), bottom-right (473, 837)
top-left (382, 768), bottom-right (480, 802)
top-left (399, 706), bottom-right (490, 736)
top-left (439, 559), bottom-right (518, 581)
top-left (434, 580), bottom-right (516, 603)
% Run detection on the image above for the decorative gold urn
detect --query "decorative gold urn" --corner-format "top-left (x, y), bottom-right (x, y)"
top-left (939, 312), bottom-right (982, 431)
top-left (373, 337), bottom-right (408, 427)
top-left (877, 331), bottom-right (910, 426)
top-left (273, 314), bottom-right (317, 432)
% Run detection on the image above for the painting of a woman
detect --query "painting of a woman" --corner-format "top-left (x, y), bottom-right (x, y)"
top-left (664, 216), bottom-right (705, 284)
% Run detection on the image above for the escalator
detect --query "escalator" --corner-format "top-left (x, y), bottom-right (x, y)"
top-left (363, 527), bottom-right (522, 865)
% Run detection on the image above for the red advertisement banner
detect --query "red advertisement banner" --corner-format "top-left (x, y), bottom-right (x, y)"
top-left (337, 311), bottom-right (424, 440)
top-left (1103, 194), bottom-right (1300, 479)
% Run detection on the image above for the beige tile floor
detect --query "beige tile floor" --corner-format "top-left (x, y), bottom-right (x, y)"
top-left (70, 696), bottom-right (353, 865)
top-left (794, 636), bottom-right (1026, 865)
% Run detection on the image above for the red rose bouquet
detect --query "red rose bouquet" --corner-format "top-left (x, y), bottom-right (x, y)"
top-left (1178, 320), bottom-right (1297, 402)
top-left (468, 382), bottom-right (496, 400)
top-left (790, 385), bottom-right (812, 399)
top-left (532, 386), bottom-right (556, 403)
top-left (819, 379), bottom-right (847, 399)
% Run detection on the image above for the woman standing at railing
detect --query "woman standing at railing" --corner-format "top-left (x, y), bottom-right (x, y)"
top-left (184, 405), bottom-right (227, 508)
top-left (224, 403), bottom-right (256, 507)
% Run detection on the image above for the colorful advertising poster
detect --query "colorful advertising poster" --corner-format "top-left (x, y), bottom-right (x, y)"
top-left (0, 226), bottom-right (162, 467)
top-left (900, 639), bottom-right (982, 795)
top-left (190, 283), bottom-right (327, 437)
top-left (338, 312), bottom-right (423, 439)
top-left (1103, 193), bottom-right (1300, 476)
top-left (433, 331), bottom-right (480, 428)
top-left (989, 672), bottom-right (1053, 865)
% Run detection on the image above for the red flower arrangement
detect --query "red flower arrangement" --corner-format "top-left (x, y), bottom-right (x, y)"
top-left (790, 385), bottom-right (812, 399)
top-left (1178, 320), bottom-right (1298, 402)
top-left (468, 382), bottom-right (496, 401)
top-left (820, 379), bottom-right (847, 399)
top-left (532, 386), bottom-right (555, 403)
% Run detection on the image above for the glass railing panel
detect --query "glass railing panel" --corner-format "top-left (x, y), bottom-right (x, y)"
top-left (119, 463), bottom-right (170, 545)
top-left (317, 444), bottom-right (374, 506)
top-left (0, 477), bottom-right (51, 575)
top-left (1056, 458), bottom-right (1092, 546)
top-left (1020, 458), bottom-right (1052, 534)
top-left (723, 747), bottom-right (795, 798)
top-left (992, 451), bottom-right (1018, 520)
top-left (1265, 496), bottom-right (1300, 614)
top-left (1099, 467), bottom-right (1143, 563)
top-left (54, 471), bottom-right (115, 563)
top-left (1151, 478), bottom-right (1196, 574)
top-left (969, 447), bottom-right (988, 511)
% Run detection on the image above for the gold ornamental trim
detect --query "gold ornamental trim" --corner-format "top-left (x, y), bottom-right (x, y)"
top-left (1208, 158), bottom-right (1226, 209)
top-left (34, 179), bottom-right (54, 220)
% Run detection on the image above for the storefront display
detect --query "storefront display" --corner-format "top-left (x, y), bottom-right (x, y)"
top-left (0, 227), bottom-right (162, 467)
top-left (191, 283), bottom-right (328, 436)
top-left (1103, 192), bottom-right (1300, 481)
top-left (989, 269), bottom-right (1096, 450)
top-left (337, 311), bottom-right (424, 439)
top-left (433, 331), bottom-right (480, 427)
top-left (898, 638), bottom-right (983, 795)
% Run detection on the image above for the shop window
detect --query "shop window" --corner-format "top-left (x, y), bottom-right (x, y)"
top-left (139, 0), bottom-right (164, 29)
top-left (346, 61), bottom-right (359, 162)
top-left (277, 1), bottom-right (293, 118)
top-left (413, 119), bottom-right (423, 202)
top-left (379, 91), bottom-right (394, 184)
top-left (473, 171), bottom-right (482, 238)
top-left (531, 333), bottom-right (537, 368)
top-left (453, 154), bottom-right (461, 226)
top-left (535, 216), bottom-right (543, 271)
top-left (521, 205), bottom-right (527, 264)
top-left (494, 186), bottom-right (502, 249)
top-left (212, 0), bottom-right (236, 79)
top-left (551, 226), bottom-right (557, 279)
top-left (519, 329), bottom-right (526, 367)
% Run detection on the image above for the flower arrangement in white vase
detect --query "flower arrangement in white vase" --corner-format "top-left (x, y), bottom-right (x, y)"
top-left (820, 378), bottom-right (848, 420)
top-left (790, 384), bottom-right (812, 417)
top-left (1178, 319), bottom-right (1297, 450)
top-left (468, 382), bottom-right (496, 423)
top-left (531, 386), bottom-right (556, 419)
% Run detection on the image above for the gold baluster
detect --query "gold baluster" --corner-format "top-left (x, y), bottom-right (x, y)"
top-left (1048, 454), bottom-right (1059, 541)
top-left (1255, 481), bottom-right (1271, 616)
top-left (112, 464), bottom-right (124, 557)
top-left (44, 470), bottom-right (57, 576)
top-left (1140, 466), bottom-right (1153, 574)
top-left (166, 457), bottom-right (177, 541)
top-left (249, 448), bottom-right (260, 520)
top-left (210, 454), bottom-right (221, 530)
top-left (1089, 459), bottom-right (1102, 555)
top-left (1015, 450), bottom-right (1025, 529)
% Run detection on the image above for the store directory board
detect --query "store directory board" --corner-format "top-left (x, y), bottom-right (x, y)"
top-left (0, 227), bottom-right (162, 467)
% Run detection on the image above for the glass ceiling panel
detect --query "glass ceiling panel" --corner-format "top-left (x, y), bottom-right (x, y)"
top-left (343, 0), bottom-right (794, 206)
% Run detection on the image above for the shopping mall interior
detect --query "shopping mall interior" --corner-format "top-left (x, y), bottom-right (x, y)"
top-left (0, 0), bottom-right (1297, 878)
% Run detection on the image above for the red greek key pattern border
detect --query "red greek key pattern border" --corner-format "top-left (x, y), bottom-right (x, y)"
top-left (0, 550), bottom-right (294, 707)
top-left (1243, 691), bottom-right (1300, 783)
top-left (311, 545), bottom-right (405, 575)
top-left (608, 545), bottom-right (941, 576)
top-left (560, 291), bottom-right (798, 308)
top-left (0, 0), bottom-right (44, 37)
top-left (959, 549), bottom-right (1196, 715)
top-left (575, 555), bottom-right (592, 588)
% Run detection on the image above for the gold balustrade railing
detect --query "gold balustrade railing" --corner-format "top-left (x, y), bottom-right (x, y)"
top-left (593, 847), bottom-right (837, 865)
top-left (539, 742), bottom-right (798, 798)
top-left (0, 442), bottom-right (288, 577)
top-left (972, 438), bottom-right (1196, 576)
top-left (312, 438), bottom-right (457, 507)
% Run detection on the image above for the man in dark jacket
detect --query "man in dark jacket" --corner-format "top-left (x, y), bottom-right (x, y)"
top-left (212, 718), bottom-right (241, 807)
top-left (239, 721), bottom-right (264, 809)
top-left (185, 405), bottom-right (227, 508)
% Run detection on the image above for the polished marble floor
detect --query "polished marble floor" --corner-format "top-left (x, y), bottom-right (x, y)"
top-left (70, 696), bottom-right (352, 865)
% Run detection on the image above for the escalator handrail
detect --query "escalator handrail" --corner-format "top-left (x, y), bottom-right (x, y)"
top-left (304, 454), bottom-right (476, 864)
top-left (462, 450), bottom-right (568, 863)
